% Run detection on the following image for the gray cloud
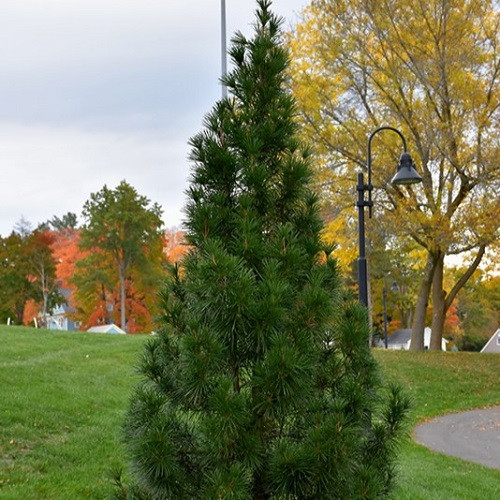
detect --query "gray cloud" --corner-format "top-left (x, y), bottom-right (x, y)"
top-left (0, 0), bottom-right (306, 235)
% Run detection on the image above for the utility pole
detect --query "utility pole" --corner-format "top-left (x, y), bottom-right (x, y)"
top-left (221, 0), bottom-right (227, 98)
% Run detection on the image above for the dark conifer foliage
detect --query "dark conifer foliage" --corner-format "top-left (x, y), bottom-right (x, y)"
top-left (123, 2), bottom-right (409, 498)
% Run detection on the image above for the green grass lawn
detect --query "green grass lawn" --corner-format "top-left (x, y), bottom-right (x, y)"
top-left (372, 350), bottom-right (500, 500)
top-left (0, 327), bottom-right (498, 499)
top-left (0, 326), bottom-right (147, 499)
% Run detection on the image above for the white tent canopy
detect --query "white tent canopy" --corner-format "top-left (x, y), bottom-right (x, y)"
top-left (87, 324), bottom-right (126, 335)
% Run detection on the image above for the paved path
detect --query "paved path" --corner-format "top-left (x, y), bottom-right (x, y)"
top-left (414, 406), bottom-right (500, 469)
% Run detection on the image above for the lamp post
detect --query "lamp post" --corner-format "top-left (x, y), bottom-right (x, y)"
top-left (357, 127), bottom-right (422, 308)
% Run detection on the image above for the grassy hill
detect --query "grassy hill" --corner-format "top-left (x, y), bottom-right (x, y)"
top-left (0, 326), bottom-right (498, 499)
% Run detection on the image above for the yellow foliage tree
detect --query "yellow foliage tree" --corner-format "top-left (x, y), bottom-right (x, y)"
top-left (288, 0), bottom-right (499, 350)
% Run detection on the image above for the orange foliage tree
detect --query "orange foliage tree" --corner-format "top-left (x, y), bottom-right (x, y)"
top-left (50, 228), bottom-right (86, 290)
top-left (163, 228), bottom-right (189, 264)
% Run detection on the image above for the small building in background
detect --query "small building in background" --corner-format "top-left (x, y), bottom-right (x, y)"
top-left (480, 329), bottom-right (500, 353)
top-left (46, 288), bottom-right (79, 331)
top-left (385, 327), bottom-right (448, 351)
top-left (87, 324), bottom-right (126, 335)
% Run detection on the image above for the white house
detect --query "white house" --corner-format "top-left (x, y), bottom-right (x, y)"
top-left (385, 327), bottom-right (448, 351)
top-left (480, 329), bottom-right (500, 353)
top-left (45, 288), bottom-right (79, 331)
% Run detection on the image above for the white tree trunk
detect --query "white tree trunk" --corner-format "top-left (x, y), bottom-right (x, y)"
top-left (119, 265), bottom-right (127, 332)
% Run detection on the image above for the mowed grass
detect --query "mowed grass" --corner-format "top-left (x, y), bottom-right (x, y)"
top-left (0, 326), bottom-right (147, 498)
top-left (372, 349), bottom-right (500, 500)
top-left (0, 327), bottom-right (498, 499)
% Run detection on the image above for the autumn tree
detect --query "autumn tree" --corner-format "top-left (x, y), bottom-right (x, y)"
top-left (123, 2), bottom-right (409, 497)
top-left (163, 227), bottom-right (189, 264)
top-left (78, 181), bottom-right (164, 332)
top-left (50, 227), bottom-right (85, 290)
top-left (288, 0), bottom-right (499, 350)
top-left (72, 250), bottom-right (116, 327)
top-left (369, 239), bottom-right (423, 347)
top-left (0, 224), bottom-right (61, 325)
top-left (0, 232), bottom-right (33, 323)
top-left (455, 270), bottom-right (499, 350)
top-left (27, 229), bottom-right (63, 326)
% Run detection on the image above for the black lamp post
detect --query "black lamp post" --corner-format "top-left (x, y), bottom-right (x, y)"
top-left (357, 127), bottom-right (422, 308)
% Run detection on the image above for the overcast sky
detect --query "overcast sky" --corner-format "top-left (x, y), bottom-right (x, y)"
top-left (0, 0), bottom-right (307, 236)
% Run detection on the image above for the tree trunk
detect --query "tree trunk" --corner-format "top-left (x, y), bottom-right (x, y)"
top-left (430, 244), bottom-right (486, 351)
top-left (119, 264), bottom-right (126, 332)
top-left (15, 304), bottom-right (24, 325)
top-left (400, 305), bottom-right (412, 329)
top-left (42, 293), bottom-right (49, 329)
top-left (430, 253), bottom-right (445, 351)
top-left (41, 267), bottom-right (49, 329)
top-left (410, 252), bottom-right (437, 351)
top-left (101, 285), bottom-right (111, 325)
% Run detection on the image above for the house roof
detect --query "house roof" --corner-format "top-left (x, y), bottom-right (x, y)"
top-left (480, 329), bottom-right (500, 353)
top-left (59, 288), bottom-right (76, 314)
top-left (49, 287), bottom-right (76, 314)
top-left (387, 329), bottom-right (412, 346)
top-left (87, 324), bottom-right (126, 335)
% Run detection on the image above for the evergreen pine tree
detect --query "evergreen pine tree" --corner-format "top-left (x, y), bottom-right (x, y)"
top-left (123, 2), bottom-right (410, 498)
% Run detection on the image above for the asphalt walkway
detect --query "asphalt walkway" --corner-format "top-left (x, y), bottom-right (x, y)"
top-left (414, 406), bottom-right (500, 469)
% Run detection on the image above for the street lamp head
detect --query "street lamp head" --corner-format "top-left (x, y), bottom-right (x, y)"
top-left (391, 152), bottom-right (422, 185)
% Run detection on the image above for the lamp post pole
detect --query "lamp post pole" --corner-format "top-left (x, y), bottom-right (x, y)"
top-left (357, 172), bottom-right (369, 307)
top-left (356, 126), bottom-right (422, 309)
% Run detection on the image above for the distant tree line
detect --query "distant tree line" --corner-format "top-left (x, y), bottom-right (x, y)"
top-left (0, 181), bottom-right (188, 333)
